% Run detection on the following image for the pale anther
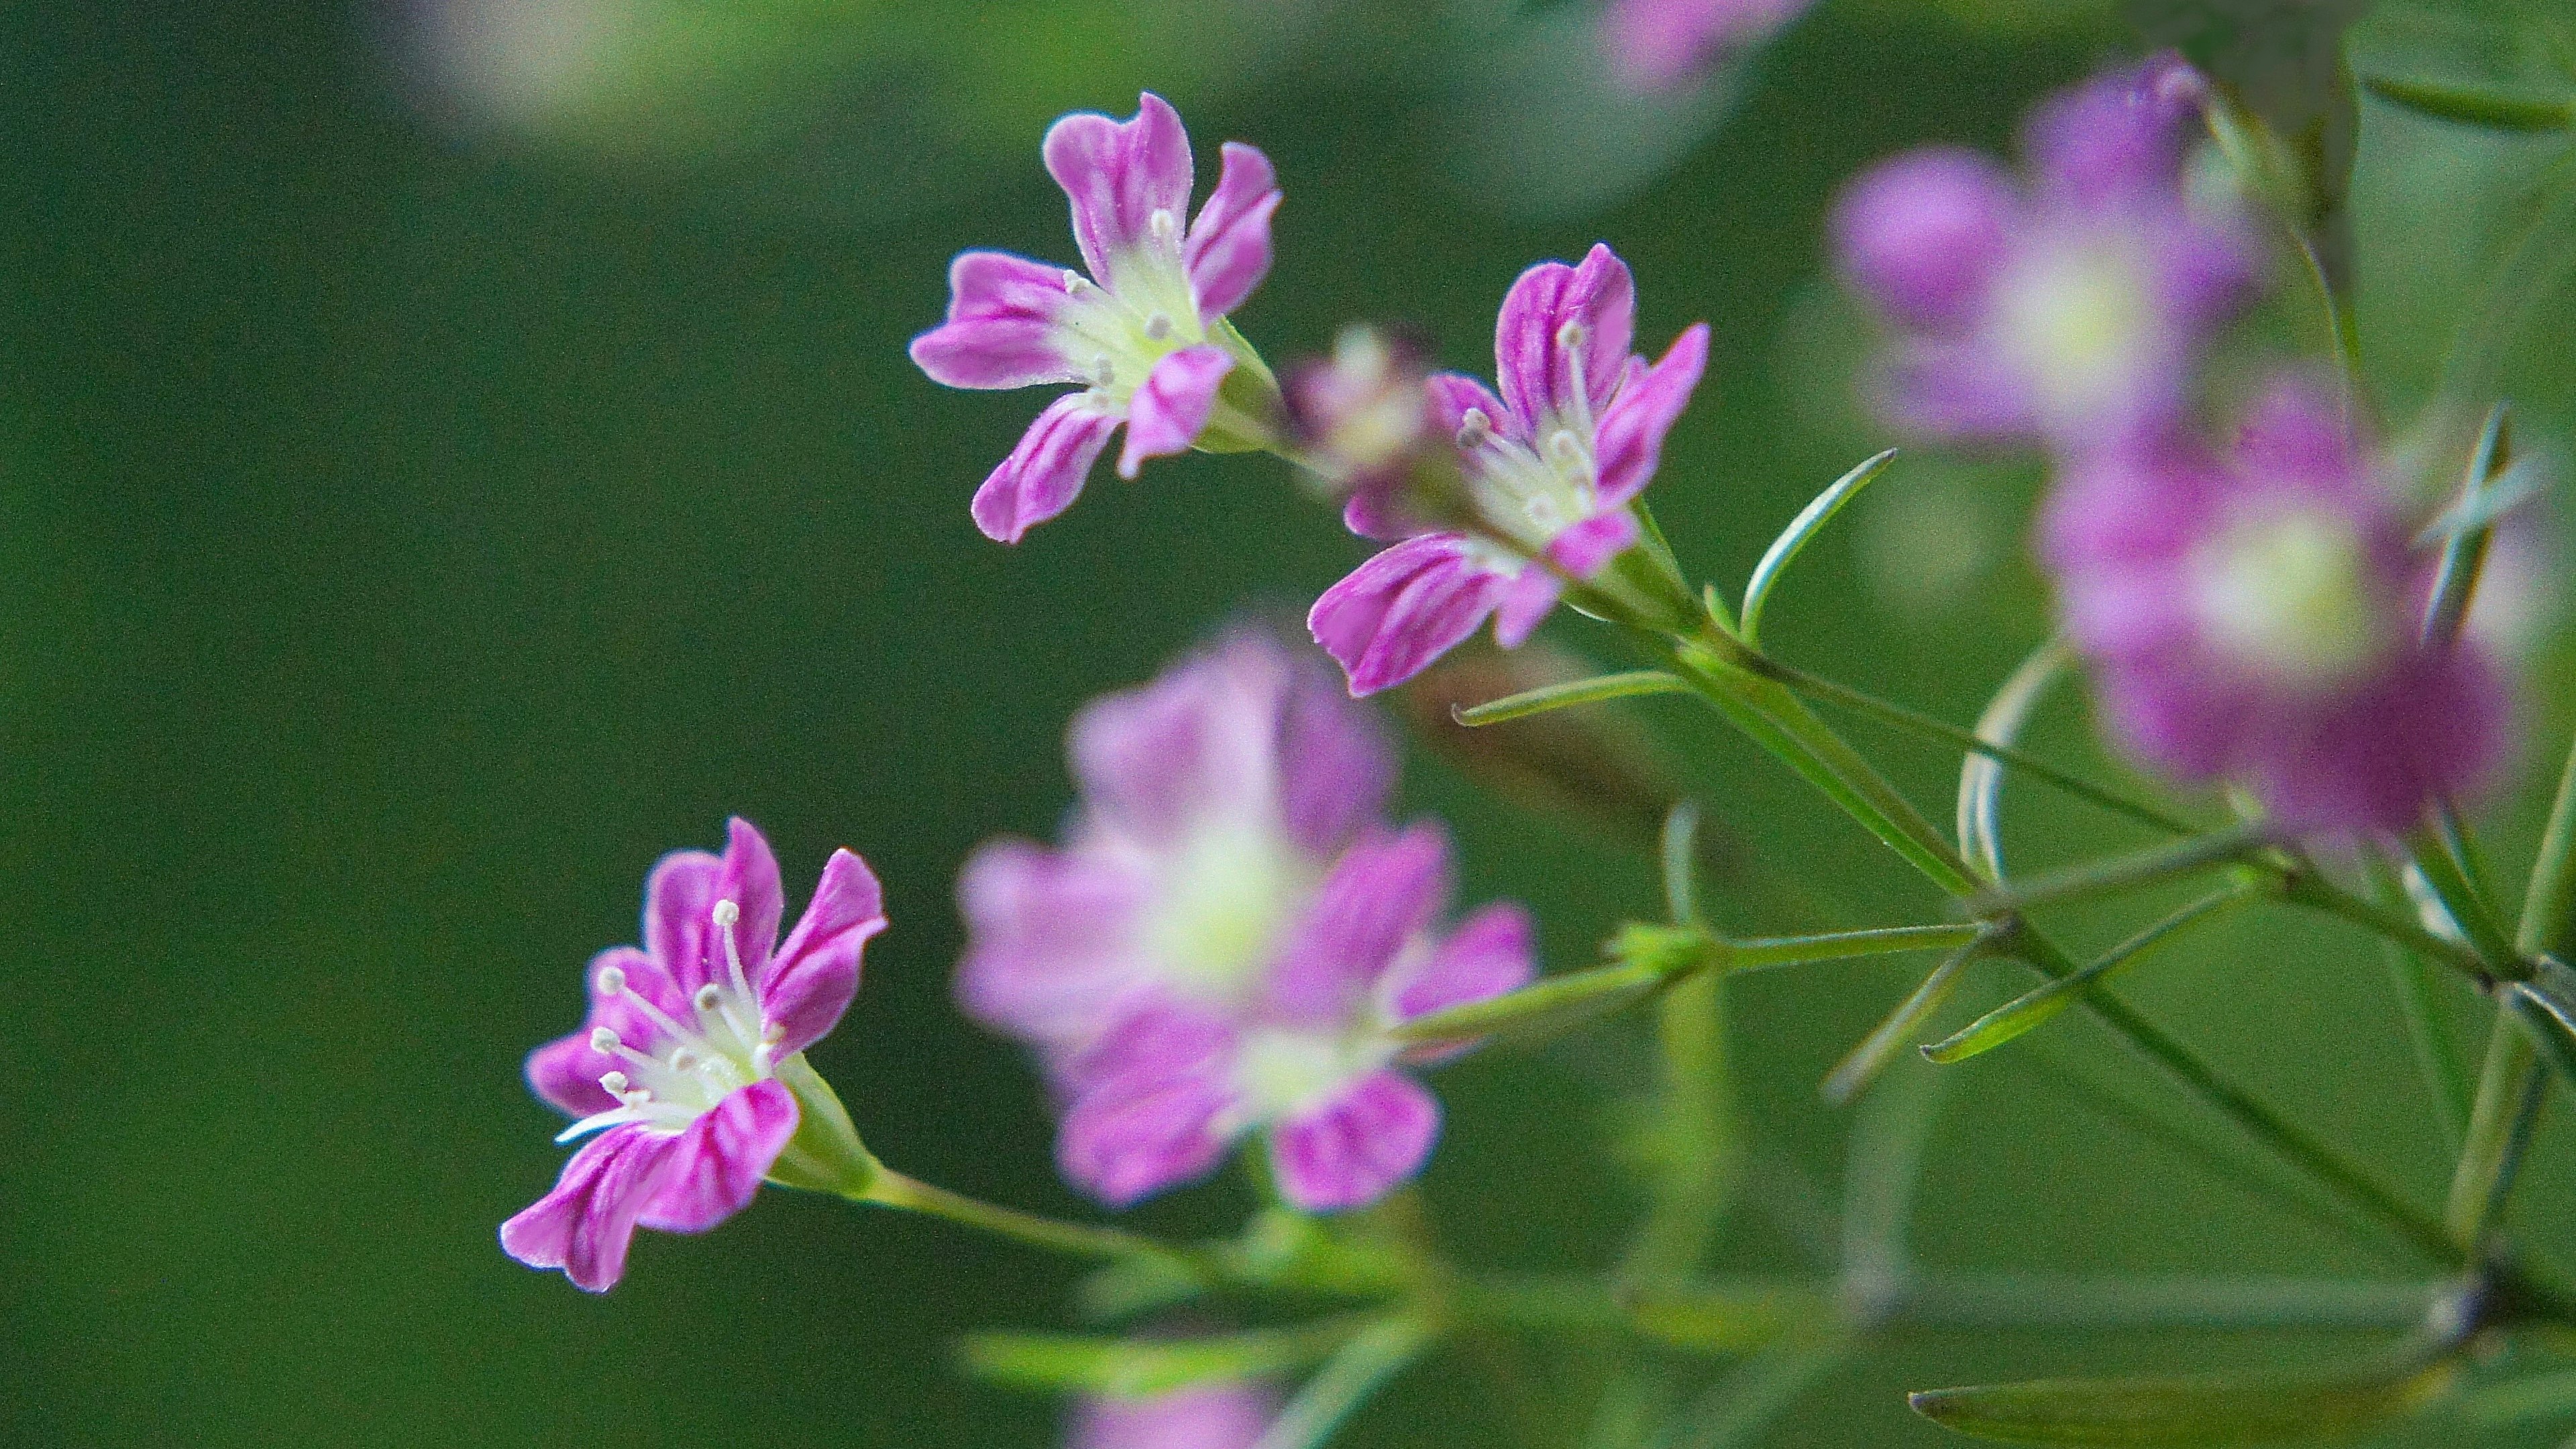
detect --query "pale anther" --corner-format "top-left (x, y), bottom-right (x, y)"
top-left (1148, 208), bottom-right (1179, 239)
top-left (693, 982), bottom-right (724, 1012)
top-left (598, 1070), bottom-right (630, 1097)
top-left (668, 1047), bottom-right (698, 1073)
top-left (1456, 409), bottom-right (1493, 449)
top-left (1142, 312), bottom-right (1174, 341)
top-left (712, 899), bottom-right (739, 928)
top-left (1556, 321), bottom-right (1589, 352)
top-left (590, 1026), bottom-right (621, 1053)
top-left (1061, 269), bottom-right (1087, 292)
top-left (762, 1021), bottom-right (786, 1045)
top-left (1091, 355), bottom-right (1116, 387)
top-left (1548, 429), bottom-right (1585, 466)
top-left (595, 964), bottom-right (626, 996)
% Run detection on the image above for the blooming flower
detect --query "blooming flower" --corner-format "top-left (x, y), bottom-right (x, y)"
top-left (1601, 0), bottom-right (1817, 93)
top-left (2039, 380), bottom-right (2511, 832)
top-left (959, 632), bottom-right (1535, 1211)
top-left (911, 93), bottom-right (1284, 543)
top-left (502, 818), bottom-right (885, 1291)
top-left (1308, 244), bottom-right (1709, 696)
top-left (1069, 1381), bottom-right (1276, 1449)
top-left (1832, 56), bottom-right (2261, 452)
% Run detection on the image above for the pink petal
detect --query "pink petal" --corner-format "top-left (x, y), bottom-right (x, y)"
top-left (1831, 148), bottom-right (2022, 331)
top-left (1057, 1009), bottom-right (1241, 1207)
top-left (1548, 509), bottom-right (1641, 578)
top-left (971, 393), bottom-right (1122, 543)
top-left (635, 1079), bottom-right (800, 1232)
top-left (1275, 646), bottom-right (1397, 857)
top-left (1495, 244), bottom-right (1634, 433)
top-left (715, 816), bottom-right (784, 986)
top-left (1591, 323), bottom-right (1708, 507)
top-left (1118, 344), bottom-right (1234, 478)
top-left (500, 1124), bottom-right (686, 1293)
top-left (1426, 372), bottom-right (1524, 447)
top-left (1071, 1383), bottom-right (1279, 1449)
top-left (1044, 93), bottom-right (1195, 284)
top-left (1184, 142), bottom-right (1281, 319)
top-left (1265, 824), bottom-right (1453, 1026)
top-left (1387, 902), bottom-right (1536, 1027)
top-left (955, 838), bottom-right (1155, 1049)
top-left (1067, 635), bottom-right (1287, 843)
top-left (526, 947), bottom-right (677, 1117)
top-left (909, 250), bottom-right (1080, 390)
top-left (643, 847), bottom-right (724, 996)
top-left (759, 848), bottom-right (886, 1055)
top-left (1268, 1071), bottom-right (1440, 1213)
top-left (1490, 566), bottom-right (1564, 649)
top-left (1308, 534), bottom-right (1509, 696)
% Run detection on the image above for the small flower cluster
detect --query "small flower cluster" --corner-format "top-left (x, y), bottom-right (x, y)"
top-left (1835, 57), bottom-right (2513, 831)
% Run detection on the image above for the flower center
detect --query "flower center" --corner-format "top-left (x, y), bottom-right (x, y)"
top-left (1459, 324), bottom-right (1605, 556)
top-left (2190, 502), bottom-right (2392, 692)
top-left (1141, 823), bottom-right (1312, 1010)
top-left (557, 899), bottom-right (780, 1142)
top-left (1994, 235), bottom-right (2155, 427)
top-left (1233, 1026), bottom-right (1391, 1124)
top-left (1053, 211), bottom-right (1211, 407)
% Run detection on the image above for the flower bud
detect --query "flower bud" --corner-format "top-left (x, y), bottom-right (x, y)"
top-left (1282, 325), bottom-right (1472, 531)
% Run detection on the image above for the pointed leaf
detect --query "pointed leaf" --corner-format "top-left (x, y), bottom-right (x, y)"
top-left (1960, 643), bottom-right (2071, 883)
top-left (961, 1321), bottom-right (1358, 1397)
top-left (1454, 669), bottom-right (1688, 727)
top-left (1823, 939), bottom-right (1982, 1105)
top-left (1909, 1350), bottom-right (2460, 1446)
top-left (1740, 449), bottom-right (1897, 645)
top-left (1923, 891), bottom-right (2249, 1065)
top-left (2504, 958), bottom-right (2576, 1091)
top-left (2364, 75), bottom-right (2574, 133)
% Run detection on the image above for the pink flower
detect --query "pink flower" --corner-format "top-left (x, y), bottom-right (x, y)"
top-left (959, 633), bottom-right (1534, 1212)
top-left (1833, 56), bottom-right (2262, 453)
top-left (502, 818), bottom-right (885, 1291)
top-left (1309, 244), bottom-right (1709, 696)
top-left (910, 94), bottom-right (1284, 543)
top-left (1602, 0), bottom-right (1817, 93)
top-left (1070, 1381), bottom-right (1277, 1449)
top-left (2039, 380), bottom-right (2512, 832)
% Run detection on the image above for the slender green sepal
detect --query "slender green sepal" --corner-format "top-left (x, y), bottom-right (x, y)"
top-left (1454, 670), bottom-right (1690, 727)
top-left (1739, 448), bottom-right (1898, 645)
top-left (1908, 1348), bottom-right (2463, 1446)
top-left (1923, 890), bottom-right (2251, 1065)
top-left (1248, 1316), bottom-right (1431, 1449)
top-left (1823, 937), bottom-right (1987, 1105)
top-left (1730, 922), bottom-right (1984, 970)
top-left (959, 1318), bottom-right (1364, 1397)
top-left (2363, 75), bottom-right (2575, 133)
top-left (1960, 642), bottom-right (2070, 881)
top-left (764, 1051), bottom-right (883, 1196)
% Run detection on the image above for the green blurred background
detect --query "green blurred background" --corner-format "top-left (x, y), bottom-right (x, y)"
top-left (7, 0), bottom-right (2575, 1444)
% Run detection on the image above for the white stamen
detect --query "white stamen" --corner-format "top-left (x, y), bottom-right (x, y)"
top-left (1062, 268), bottom-right (1087, 292)
top-left (598, 1070), bottom-right (630, 1096)
top-left (590, 1026), bottom-right (621, 1054)
top-left (1456, 409), bottom-right (1493, 450)
top-left (751, 1042), bottom-right (776, 1072)
top-left (1142, 312), bottom-right (1173, 341)
top-left (713, 898), bottom-right (755, 1005)
top-left (693, 983), bottom-right (723, 1013)
top-left (1556, 321), bottom-right (1588, 352)
top-left (1148, 208), bottom-right (1179, 240)
top-left (595, 964), bottom-right (626, 996)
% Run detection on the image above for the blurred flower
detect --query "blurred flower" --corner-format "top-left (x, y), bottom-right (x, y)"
top-left (2039, 380), bottom-right (2512, 833)
top-left (502, 818), bottom-right (885, 1291)
top-left (1601, 0), bottom-right (1815, 93)
top-left (959, 632), bottom-right (1534, 1211)
top-left (1070, 1381), bottom-right (1276, 1449)
top-left (1282, 325), bottom-right (1454, 519)
top-left (912, 93), bottom-right (1284, 543)
top-left (1310, 244), bottom-right (1709, 696)
top-left (1833, 56), bottom-right (2263, 453)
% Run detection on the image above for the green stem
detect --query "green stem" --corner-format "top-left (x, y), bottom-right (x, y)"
top-left (860, 1168), bottom-right (1211, 1271)
top-left (2363, 852), bottom-right (2473, 1150)
top-left (2275, 867), bottom-right (2498, 985)
top-left (1621, 968), bottom-right (1737, 1285)
top-left (1966, 826), bottom-right (2274, 918)
top-left (2446, 1023), bottom-right (2538, 1254)
top-left (2406, 827), bottom-right (2524, 979)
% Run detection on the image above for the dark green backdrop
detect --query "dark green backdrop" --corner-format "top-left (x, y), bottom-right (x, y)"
top-left (6, 1), bottom-right (2572, 1444)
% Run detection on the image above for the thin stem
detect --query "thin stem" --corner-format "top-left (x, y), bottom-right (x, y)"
top-left (2521, 733), bottom-right (2576, 963)
top-left (1621, 968), bottom-right (1737, 1285)
top-left (860, 1168), bottom-right (1210, 1271)
top-left (1727, 923), bottom-right (1985, 970)
top-left (1922, 888), bottom-right (2254, 1065)
top-left (2364, 851), bottom-right (2473, 1151)
top-left (2447, 1024), bottom-right (2539, 1254)
top-left (1250, 1316), bottom-right (1432, 1449)
top-left (1966, 826), bottom-right (2273, 918)
top-left (2275, 867), bottom-right (2498, 985)
top-left (2406, 826), bottom-right (2524, 978)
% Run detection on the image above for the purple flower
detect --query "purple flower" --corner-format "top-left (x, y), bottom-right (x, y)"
top-left (1833, 56), bottom-right (2261, 452)
top-left (911, 94), bottom-right (1284, 543)
top-left (959, 633), bottom-right (1535, 1212)
top-left (1070, 1381), bottom-right (1276, 1449)
top-left (1309, 244), bottom-right (1709, 696)
top-left (1601, 0), bottom-right (1817, 93)
top-left (502, 818), bottom-right (886, 1291)
top-left (2039, 380), bottom-right (2512, 833)
top-left (1282, 325), bottom-right (1444, 511)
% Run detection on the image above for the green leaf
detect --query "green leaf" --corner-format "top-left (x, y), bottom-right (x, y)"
top-left (2504, 958), bottom-right (2576, 1090)
top-left (1453, 669), bottom-right (1688, 727)
top-left (1960, 642), bottom-right (2072, 883)
top-left (1663, 800), bottom-right (1705, 928)
top-left (1248, 1317), bottom-right (1430, 1449)
top-left (1909, 1349), bottom-right (2462, 1446)
top-left (1391, 955), bottom-right (1668, 1048)
top-left (959, 1320), bottom-right (1359, 1398)
top-left (2364, 74), bottom-right (2575, 133)
top-left (1625, 1282), bottom-right (1835, 1354)
top-left (1739, 449), bottom-right (1897, 645)
top-left (1822, 938), bottom-right (1984, 1105)
top-left (2420, 405), bottom-right (2516, 649)
top-left (1923, 890), bottom-right (2250, 1065)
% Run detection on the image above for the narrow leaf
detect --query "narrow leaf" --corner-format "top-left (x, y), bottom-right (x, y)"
top-left (1923, 891), bottom-right (2249, 1065)
top-left (2364, 75), bottom-right (2575, 133)
top-left (2420, 404), bottom-right (2514, 649)
top-left (1625, 1282), bottom-right (1834, 1355)
top-left (1822, 937), bottom-right (1984, 1105)
top-left (1960, 643), bottom-right (2071, 883)
top-left (1739, 449), bottom-right (1898, 645)
top-left (1909, 1349), bottom-right (2461, 1446)
top-left (1664, 800), bottom-right (1705, 928)
top-left (1391, 957), bottom-right (1666, 1047)
top-left (1454, 669), bottom-right (1689, 727)
top-left (961, 1320), bottom-right (1360, 1397)
top-left (1249, 1317), bottom-right (1429, 1449)
top-left (2504, 961), bottom-right (2576, 1091)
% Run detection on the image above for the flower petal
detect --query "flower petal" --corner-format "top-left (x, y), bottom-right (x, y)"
top-left (2026, 56), bottom-right (2201, 209)
top-left (500, 1124), bottom-right (686, 1293)
top-left (1275, 646), bottom-right (1397, 857)
top-left (1068, 634), bottom-right (1288, 843)
top-left (971, 392), bottom-right (1123, 543)
top-left (643, 847), bottom-right (724, 996)
top-left (1593, 324), bottom-right (1707, 508)
top-left (759, 847), bottom-right (887, 1055)
top-left (527, 947), bottom-right (675, 1117)
top-left (1387, 902), bottom-right (1536, 1024)
top-left (1044, 93), bottom-right (1194, 284)
top-left (909, 250), bottom-right (1081, 390)
top-left (1057, 1008), bottom-right (1241, 1207)
top-left (1548, 509), bottom-right (1641, 579)
top-left (1185, 142), bottom-right (1281, 319)
top-left (1308, 534), bottom-right (1509, 696)
top-left (1265, 824), bottom-right (1452, 1026)
top-left (715, 816), bottom-right (784, 985)
top-left (1831, 148), bottom-right (2021, 331)
top-left (1426, 372), bottom-right (1523, 447)
top-left (1489, 566), bottom-right (1564, 650)
top-left (1118, 344), bottom-right (1234, 478)
top-left (1495, 244), bottom-right (1634, 433)
top-left (956, 838), bottom-right (1156, 1051)
top-left (1268, 1070), bottom-right (1440, 1212)
top-left (635, 1079), bottom-right (800, 1232)
top-left (1072, 1383), bottom-right (1279, 1449)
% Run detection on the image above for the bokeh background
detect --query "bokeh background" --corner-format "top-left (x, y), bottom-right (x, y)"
top-left (7, 0), bottom-right (2575, 1444)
